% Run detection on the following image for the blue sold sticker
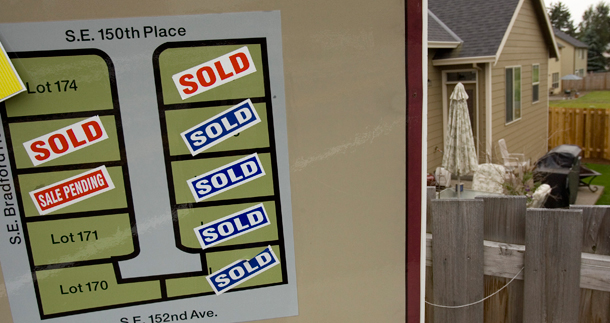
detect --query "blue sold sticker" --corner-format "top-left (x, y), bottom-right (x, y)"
top-left (194, 203), bottom-right (270, 250)
top-left (206, 246), bottom-right (280, 295)
top-left (187, 153), bottom-right (265, 202)
top-left (181, 99), bottom-right (261, 156)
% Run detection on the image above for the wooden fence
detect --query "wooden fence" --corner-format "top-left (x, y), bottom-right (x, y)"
top-left (563, 72), bottom-right (610, 92)
top-left (548, 107), bottom-right (610, 159)
top-left (425, 189), bottom-right (610, 323)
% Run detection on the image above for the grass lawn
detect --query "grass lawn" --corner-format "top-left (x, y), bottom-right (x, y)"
top-left (550, 91), bottom-right (610, 109)
top-left (585, 163), bottom-right (610, 205)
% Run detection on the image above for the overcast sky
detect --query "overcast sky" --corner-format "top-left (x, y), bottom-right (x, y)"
top-left (547, 0), bottom-right (607, 25)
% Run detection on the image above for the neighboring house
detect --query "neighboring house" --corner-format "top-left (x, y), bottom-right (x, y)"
top-left (427, 0), bottom-right (559, 174)
top-left (549, 28), bottom-right (588, 95)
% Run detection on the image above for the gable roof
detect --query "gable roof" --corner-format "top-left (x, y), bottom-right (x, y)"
top-left (428, 0), bottom-right (559, 65)
top-left (428, 10), bottom-right (462, 48)
top-left (553, 28), bottom-right (588, 48)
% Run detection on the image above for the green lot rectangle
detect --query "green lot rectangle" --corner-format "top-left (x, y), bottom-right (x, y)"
top-left (171, 153), bottom-right (275, 204)
top-left (164, 102), bottom-right (270, 156)
top-left (36, 264), bottom-right (161, 315)
top-left (157, 44), bottom-right (265, 105)
top-left (166, 275), bottom-right (213, 298)
top-left (9, 115), bottom-right (121, 169)
top-left (27, 213), bottom-right (134, 266)
top-left (6, 54), bottom-right (115, 117)
top-left (178, 201), bottom-right (278, 249)
top-left (206, 245), bottom-right (283, 291)
top-left (19, 166), bottom-right (128, 217)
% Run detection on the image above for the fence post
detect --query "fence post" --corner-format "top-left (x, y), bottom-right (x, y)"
top-left (430, 199), bottom-right (484, 323)
top-left (571, 206), bottom-right (610, 322)
top-left (523, 209), bottom-right (583, 323)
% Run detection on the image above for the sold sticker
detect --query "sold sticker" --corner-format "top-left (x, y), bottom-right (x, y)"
top-left (172, 46), bottom-right (256, 100)
top-left (29, 166), bottom-right (115, 215)
top-left (23, 116), bottom-right (108, 166)
top-left (187, 153), bottom-right (265, 202)
top-left (194, 203), bottom-right (270, 250)
top-left (206, 246), bottom-right (279, 295)
top-left (181, 99), bottom-right (261, 156)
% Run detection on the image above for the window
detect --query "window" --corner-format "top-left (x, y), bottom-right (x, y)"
top-left (579, 68), bottom-right (585, 77)
top-left (446, 71), bottom-right (476, 82)
top-left (552, 72), bottom-right (559, 88)
top-left (578, 48), bottom-right (585, 59)
top-left (506, 66), bottom-right (521, 123)
top-left (532, 64), bottom-right (540, 103)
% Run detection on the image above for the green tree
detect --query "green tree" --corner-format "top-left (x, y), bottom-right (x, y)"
top-left (578, 2), bottom-right (610, 72)
top-left (548, 2), bottom-right (576, 36)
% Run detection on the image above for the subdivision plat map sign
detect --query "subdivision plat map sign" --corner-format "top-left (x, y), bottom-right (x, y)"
top-left (0, 12), bottom-right (297, 323)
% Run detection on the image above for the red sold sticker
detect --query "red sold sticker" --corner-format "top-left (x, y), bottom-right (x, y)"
top-left (29, 166), bottom-right (115, 215)
top-left (23, 116), bottom-right (108, 166)
top-left (172, 46), bottom-right (256, 100)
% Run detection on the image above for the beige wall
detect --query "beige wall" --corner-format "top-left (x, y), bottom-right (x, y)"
top-left (492, 0), bottom-right (550, 162)
top-left (549, 52), bottom-right (562, 94)
top-left (557, 39), bottom-right (587, 77)
top-left (0, 1), bottom-right (407, 322)
top-left (426, 50), bottom-right (443, 173)
top-left (574, 48), bottom-right (588, 76)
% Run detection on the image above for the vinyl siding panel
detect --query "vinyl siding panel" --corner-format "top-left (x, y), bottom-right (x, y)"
top-left (427, 50), bottom-right (444, 172)
top-left (491, 0), bottom-right (549, 162)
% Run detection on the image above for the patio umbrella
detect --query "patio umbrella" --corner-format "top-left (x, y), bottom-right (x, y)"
top-left (442, 82), bottom-right (478, 197)
top-left (561, 74), bottom-right (583, 96)
top-left (561, 74), bottom-right (583, 80)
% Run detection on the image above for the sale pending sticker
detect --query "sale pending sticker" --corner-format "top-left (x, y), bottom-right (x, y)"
top-left (29, 166), bottom-right (115, 215)
top-left (23, 116), bottom-right (109, 166)
top-left (172, 46), bottom-right (257, 100)
top-left (206, 246), bottom-right (279, 295)
top-left (194, 203), bottom-right (270, 250)
top-left (187, 153), bottom-right (265, 202)
top-left (181, 99), bottom-right (261, 156)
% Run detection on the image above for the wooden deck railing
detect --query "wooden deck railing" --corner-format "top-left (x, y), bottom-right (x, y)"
top-left (425, 189), bottom-right (610, 323)
top-left (548, 107), bottom-right (610, 159)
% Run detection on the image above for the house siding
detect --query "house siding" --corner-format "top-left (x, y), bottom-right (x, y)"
top-left (427, 49), bottom-right (444, 172)
top-left (548, 52), bottom-right (561, 94)
top-left (560, 41), bottom-right (576, 76)
top-left (492, 0), bottom-right (549, 163)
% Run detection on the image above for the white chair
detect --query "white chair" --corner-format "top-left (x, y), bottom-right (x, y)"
top-left (435, 167), bottom-right (451, 188)
top-left (472, 163), bottom-right (505, 194)
top-left (528, 184), bottom-right (551, 208)
top-left (498, 139), bottom-right (530, 170)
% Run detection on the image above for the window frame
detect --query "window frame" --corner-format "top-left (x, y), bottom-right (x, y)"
top-left (505, 66), bottom-right (522, 124)
top-left (552, 72), bottom-right (559, 89)
top-left (532, 64), bottom-right (540, 103)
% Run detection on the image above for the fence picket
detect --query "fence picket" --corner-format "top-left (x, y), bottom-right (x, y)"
top-left (523, 209), bottom-right (583, 323)
top-left (571, 206), bottom-right (610, 322)
top-left (431, 199), bottom-right (484, 323)
top-left (477, 196), bottom-right (526, 323)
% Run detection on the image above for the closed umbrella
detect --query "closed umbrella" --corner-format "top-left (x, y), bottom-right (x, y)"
top-left (442, 82), bottom-right (478, 197)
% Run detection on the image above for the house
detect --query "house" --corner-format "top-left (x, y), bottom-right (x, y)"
top-left (427, 0), bottom-right (559, 174)
top-left (549, 28), bottom-right (588, 95)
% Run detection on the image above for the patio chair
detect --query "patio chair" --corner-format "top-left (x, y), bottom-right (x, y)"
top-left (472, 163), bottom-right (505, 194)
top-left (435, 167), bottom-right (451, 189)
top-left (528, 184), bottom-right (551, 208)
top-left (498, 139), bottom-right (530, 171)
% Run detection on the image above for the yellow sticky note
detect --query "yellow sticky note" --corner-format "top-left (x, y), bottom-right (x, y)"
top-left (0, 40), bottom-right (25, 102)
